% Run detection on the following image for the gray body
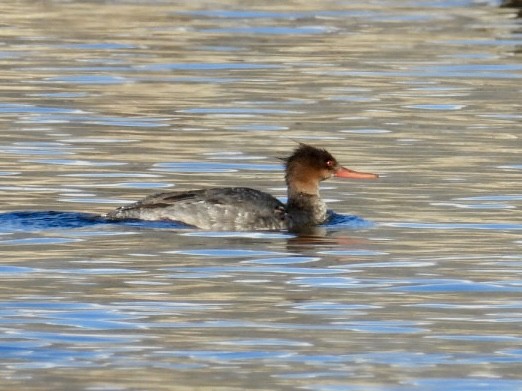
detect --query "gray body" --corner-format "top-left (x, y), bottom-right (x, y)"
top-left (106, 187), bottom-right (289, 231)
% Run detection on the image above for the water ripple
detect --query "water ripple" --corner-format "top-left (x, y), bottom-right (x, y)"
top-left (385, 222), bottom-right (522, 231)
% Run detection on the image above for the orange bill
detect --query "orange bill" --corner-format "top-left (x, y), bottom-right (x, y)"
top-left (335, 166), bottom-right (379, 179)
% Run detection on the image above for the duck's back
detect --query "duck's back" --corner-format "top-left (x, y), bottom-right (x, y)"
top-left (106, 187), bottom-right (287, 231)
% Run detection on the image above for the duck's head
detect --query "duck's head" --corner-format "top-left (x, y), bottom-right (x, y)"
top-left (283, 143), bottom-right (378, 194)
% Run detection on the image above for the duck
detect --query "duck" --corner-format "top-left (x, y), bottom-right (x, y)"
top-left (106, 143), bottom-right (378, 231)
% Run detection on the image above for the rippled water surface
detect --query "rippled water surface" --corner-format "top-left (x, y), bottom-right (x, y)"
top-left (1, 0), bottom-right (521, 390)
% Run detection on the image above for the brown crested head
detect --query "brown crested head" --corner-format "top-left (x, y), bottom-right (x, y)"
top-left (283, 143), bottom-right (379, 194)
top-left (284, 143), bottom-right (340, 184)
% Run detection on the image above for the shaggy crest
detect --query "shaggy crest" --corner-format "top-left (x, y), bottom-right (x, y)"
top-left (284, 143), bottom-right (338, 172)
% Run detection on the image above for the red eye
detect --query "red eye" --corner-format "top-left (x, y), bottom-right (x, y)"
top-left (326, 160), bottom-right (335, 168)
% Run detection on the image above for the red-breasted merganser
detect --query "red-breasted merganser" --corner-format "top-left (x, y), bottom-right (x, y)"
top-left (106, 144), bottom-right (378, 231)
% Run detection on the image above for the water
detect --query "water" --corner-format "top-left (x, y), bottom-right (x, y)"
top-left (1, 0), bottom-right (521, 390)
